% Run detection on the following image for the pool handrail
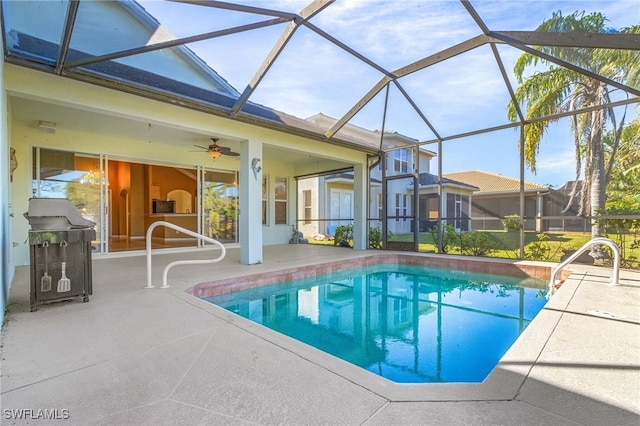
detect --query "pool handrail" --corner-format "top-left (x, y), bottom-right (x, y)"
top-left (549, 237), bottom-right (620, 295)
top-left (145, 221), bottom-right (226, 289)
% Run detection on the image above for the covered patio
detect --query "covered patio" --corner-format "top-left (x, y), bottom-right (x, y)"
top-left (1, 1), bottom-right (639, 424)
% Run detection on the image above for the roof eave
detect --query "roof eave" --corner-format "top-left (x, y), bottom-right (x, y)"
top-left (50, 67), bottom-right (380, 155)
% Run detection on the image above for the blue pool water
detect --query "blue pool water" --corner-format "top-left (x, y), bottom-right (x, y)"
top-left (203, 264), bottom-right (548, 384)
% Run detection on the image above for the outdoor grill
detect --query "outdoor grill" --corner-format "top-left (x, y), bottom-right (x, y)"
top-left (25, 198), bottom-right (96, 311)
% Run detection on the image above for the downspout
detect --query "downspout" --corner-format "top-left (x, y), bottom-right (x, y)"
top-left (438, 139), bottom-right (443, 253)
top-left (519, 125), bottom-right (525, 259)
top-left (368, 152), bottom-right (382, 249)
top-left (379, 84), bottom-right (390, 249)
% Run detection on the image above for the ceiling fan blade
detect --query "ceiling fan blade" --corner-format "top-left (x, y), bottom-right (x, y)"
top-left (226, 151), bottom-right (240, 157)
top-left (194, 145), bottom-right (210, 150)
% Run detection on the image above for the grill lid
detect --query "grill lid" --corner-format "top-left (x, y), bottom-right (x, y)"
top-left (24, 198), bottom-right (96, 229)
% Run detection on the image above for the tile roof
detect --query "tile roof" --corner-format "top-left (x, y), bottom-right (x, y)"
top-left (442, 170), bottom-right (549, 194)
top-left (418, 173), bottom-right (478, 190)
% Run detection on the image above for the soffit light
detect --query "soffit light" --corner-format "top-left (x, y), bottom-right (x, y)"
top-left (38, 121), bottom-right (56, 133)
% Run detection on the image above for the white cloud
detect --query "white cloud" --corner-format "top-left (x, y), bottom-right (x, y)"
top-left (538, 149), bottom-right (578, 172)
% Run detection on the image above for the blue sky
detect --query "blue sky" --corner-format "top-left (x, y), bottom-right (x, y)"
top-left (138, 0), bottom-right (639, 187)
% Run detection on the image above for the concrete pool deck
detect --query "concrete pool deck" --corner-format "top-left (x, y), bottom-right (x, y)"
top-left (1, 245), bottom-right (639, 425)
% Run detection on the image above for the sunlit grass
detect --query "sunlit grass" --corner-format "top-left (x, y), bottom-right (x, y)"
top-left (308, 230), bottom-right (639, 268)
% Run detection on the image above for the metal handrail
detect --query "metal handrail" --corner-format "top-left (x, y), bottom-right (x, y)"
top-left (549, 237), bottom-right (620, 296)
top-left (145, 221), bottom-right (226, 289)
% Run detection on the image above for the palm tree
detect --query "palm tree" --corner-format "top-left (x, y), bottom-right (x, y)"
top-left (507, 10), bottom-right (640, 239)
top-left (604, 116), bottom-right (640, 208)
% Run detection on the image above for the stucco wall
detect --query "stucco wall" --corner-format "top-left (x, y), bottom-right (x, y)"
top-left (6, 65), bottom-right (367, 265)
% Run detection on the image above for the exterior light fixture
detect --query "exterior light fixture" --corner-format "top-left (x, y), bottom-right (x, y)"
top-left (38, 121), bottom-right (56, 134)
top-left (251, 158), bottom-right (262, 180)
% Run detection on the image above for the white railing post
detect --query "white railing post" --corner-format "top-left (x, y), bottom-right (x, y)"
top-left (145, 221), bottom-right (226, 289)
top-left (549, 237), bottom-right (621, 296)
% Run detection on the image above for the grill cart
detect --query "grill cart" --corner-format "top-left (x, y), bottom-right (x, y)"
top-left (25, 198), bottom-right (96, 311)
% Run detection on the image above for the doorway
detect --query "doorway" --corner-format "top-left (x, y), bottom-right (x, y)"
top-left (33, 147), bottom-right (238, 254)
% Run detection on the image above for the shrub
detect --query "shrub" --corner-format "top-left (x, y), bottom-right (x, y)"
top-left (333, 224), bottom-right (353, 248)
top-left (459, 231), bottom-right (497, 256)
top-left (524, 233), bottom-right (550, 260)
top-left (502, 214), bottom-right (521, 231)
top-left (330, 225), bottom-right (390, 249)
top-left (524, 233), bottom-right (563, 261)
top-left (594, 206), bottom-right (640, 267)
top-left (369, 226), bottom-right (383, 249)
top-left (429, 224), bottom-right (457, 254)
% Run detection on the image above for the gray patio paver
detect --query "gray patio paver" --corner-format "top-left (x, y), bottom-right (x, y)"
top-left (1, 245), bottom-right (638, 425)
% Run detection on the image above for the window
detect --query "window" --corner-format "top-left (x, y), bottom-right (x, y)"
top-left (394, 193), bottom-right (409, 222)
top-left (262, 175), bottom-right (268, 225)
top-left (393, 149), bottom-right (408, 173)
top-left (275, 177), bottom-right (287, 225)
top-left (303, 189), bottom-right (312, 224)
top-left (402, 194), bottom-right (408, 222)
top-left (393, 296), bottom-right (409, 325)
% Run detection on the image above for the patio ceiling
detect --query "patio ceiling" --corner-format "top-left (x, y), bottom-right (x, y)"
top-left (2, 0), bottom-right (639, 154)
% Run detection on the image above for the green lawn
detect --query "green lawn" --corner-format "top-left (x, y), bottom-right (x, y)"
top-left (309, 230), bottom-right (639, 269)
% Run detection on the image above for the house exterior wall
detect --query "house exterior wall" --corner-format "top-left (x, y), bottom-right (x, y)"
top-left (1, 53), bottom-right (9, 319)
top-left (470, 194), bottom-right (539, 231)
top-left (545, 189), bottom-right (590, 232)
top-left (5, 65), bottom-right (367, 265)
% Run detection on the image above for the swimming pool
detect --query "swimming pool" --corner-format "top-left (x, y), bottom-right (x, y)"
top-left (200, 262), bottom-right (548, 384)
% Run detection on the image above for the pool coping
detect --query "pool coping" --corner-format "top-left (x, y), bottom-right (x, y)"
top-left (182, 253), bottom-right (572, 402)
top-left (186, 252), bottom-right (563, 299)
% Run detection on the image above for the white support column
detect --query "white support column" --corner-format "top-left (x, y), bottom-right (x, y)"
top-left (467, 195), bottom-right (473, 231)
top-left (239, 139), bottom-right (263, 264)
top-left (536, 192), bottom-right (543, 232)
top-left (352, 161), bottom-right (367, 250)
top-left (0, 56), bottom-right (10, 317)
top-left (440, 189), bottom-right (447, 228)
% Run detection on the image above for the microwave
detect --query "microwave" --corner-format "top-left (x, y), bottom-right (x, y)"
top-left (152, 199), bottom-right (175, 214)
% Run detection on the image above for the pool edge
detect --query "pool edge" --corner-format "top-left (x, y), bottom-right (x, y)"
top-left (182, 252), bottom-right (571, 402)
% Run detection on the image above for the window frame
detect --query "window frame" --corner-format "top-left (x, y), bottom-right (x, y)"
top-left (274, 176), bottom-right (288, 225)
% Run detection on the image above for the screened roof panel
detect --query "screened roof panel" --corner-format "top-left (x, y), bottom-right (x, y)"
top-left (303, 0), bottom-right (481, 72)
top-left (180, 26), bottom-right (287, 93)
top-left (137, 0), bottom-right (276, 37)
top-left (392, 44), bottom-right (514, 137)
top-left (69, 0), bottom-right (157, 58)
top-left (3, 0), bottom-right (69, 66)
top-left (2, 0), bottom-right (638, 165)
top-left (246, 24), bottom-right (385, 121)
top-left (471, 0), bottom-right (638, 31)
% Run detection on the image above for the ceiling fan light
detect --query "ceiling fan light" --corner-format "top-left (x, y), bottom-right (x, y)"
top-left (209, 149), bottom-right (222, 159)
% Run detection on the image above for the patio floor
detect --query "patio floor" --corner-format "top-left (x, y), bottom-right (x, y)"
top-left (1, 245), bottom-right (639, 425)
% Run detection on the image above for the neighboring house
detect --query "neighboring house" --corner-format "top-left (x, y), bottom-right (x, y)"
top-left (415, 174), bottom-right (478, 233)
top-left (298, 114), bottom-right (477, 238)
top-left (443, 170), bottom-right (550, 231)
top-left (546, 181), bottom-right (590, 232)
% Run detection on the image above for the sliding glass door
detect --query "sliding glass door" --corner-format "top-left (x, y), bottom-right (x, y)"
top-left (202, 170), bottom-right (238, 244)
top-left (33, 147), bottom-right (239, 253)
top-left (33, 148), bottom-right (105, 253)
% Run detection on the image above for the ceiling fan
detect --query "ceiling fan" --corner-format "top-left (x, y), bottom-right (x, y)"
top-left (194, 138), bottom-right (240, 159)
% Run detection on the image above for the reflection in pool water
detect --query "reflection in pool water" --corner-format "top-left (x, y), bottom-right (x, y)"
top-left (203, 264), bottom-right (548, 383)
